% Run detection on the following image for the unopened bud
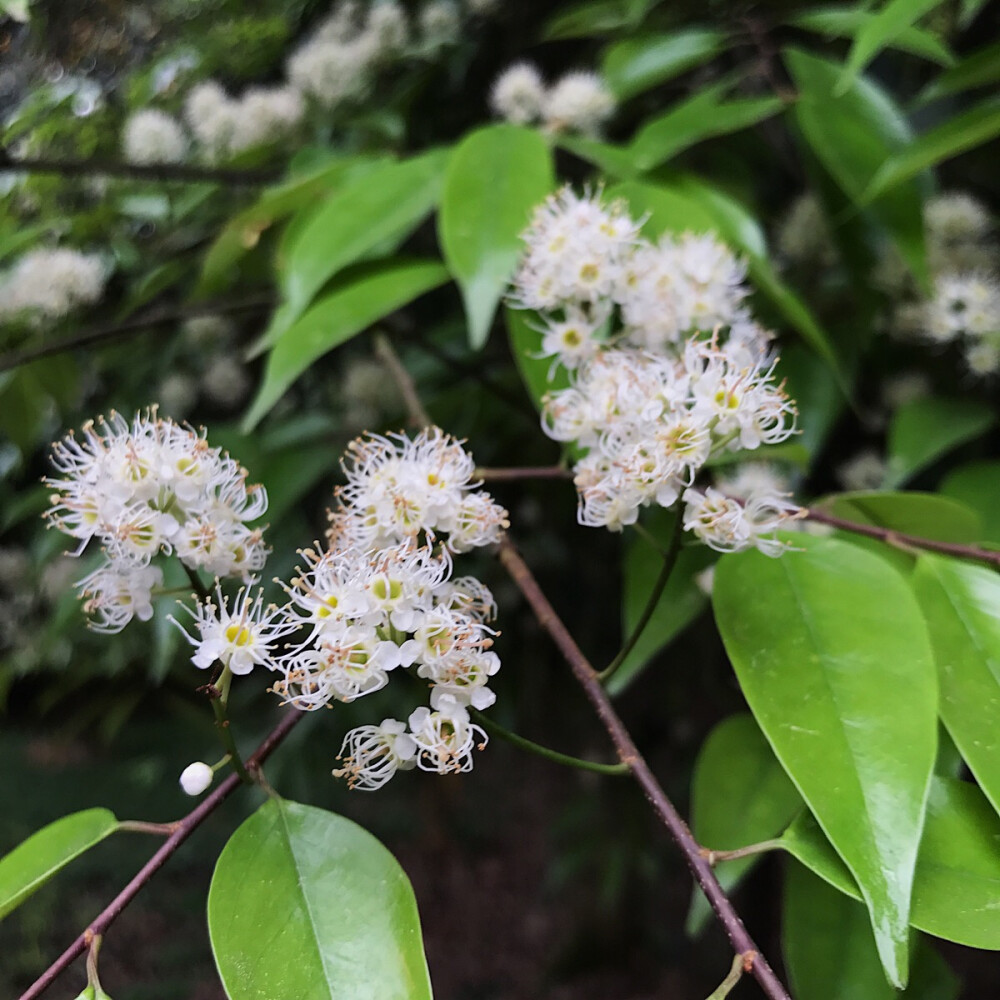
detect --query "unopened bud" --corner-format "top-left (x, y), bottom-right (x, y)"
top-left (179, 761), bottom-right (214, 796)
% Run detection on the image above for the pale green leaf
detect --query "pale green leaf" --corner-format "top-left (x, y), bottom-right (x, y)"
top-left (242, 259), bottom-right (448, 430)
top-left (209, 798), bottom-right (432, 1000)
top-left (915, 41), bottom-right (1000, 104)
top-left (940, 461), bottom-right (1000, 542)
top-left (439, 125), bottom-right (554, 349)
top-left (713, 535), bottom-right (938, 986)
top-left (0, 809), bottom-right (119, 920)
top-left (602, 29), bottom-right (726, 100)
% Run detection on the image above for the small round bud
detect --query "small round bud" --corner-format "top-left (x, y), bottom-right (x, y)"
top-left (179, 761), bottom-right (214, 796)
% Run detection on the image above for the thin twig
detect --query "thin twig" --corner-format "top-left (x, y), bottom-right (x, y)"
top-left (116, 820), bottom-right (179, 836)
top-left (700, 839), bottom-right (784, 865)
top-left (475, 465), bottom-right (572, 482)
top-left (19, 709), bottom-right (304, 1000)
top-left (599, 513), bottom-right (686, 684)
top-left (0, 151), bottom-right (280, 186)
top-left (470, 708), bottom-right (629, 776)
top-left (706, 951), bottom-right (752, 1000)
top-left (806, 507), bottom-right (1000, 569)
top-left (208, 676), bottom-right (253, 785)
top-left (373, 332), bottom-right (432, 428)
top-left (0, 295), bottom-right (274, 374)
top-left (496, 536), bottom-right (793, 1000)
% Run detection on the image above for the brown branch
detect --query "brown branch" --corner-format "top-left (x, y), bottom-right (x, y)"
top-left (0, 150), bottom-right (280, 186)
top-left (0, 295), bottom-right (274, 373)
top-left (496, 536), bottom-right (793, 1000)
top-left (806, 507), bottom-right (1000, 569)
top-left (20, 709), bottom-right (304, 1000)
top-left (475, 465), bottom-right (572, 482)
top-left (373, 332), bottom-right (432, 428)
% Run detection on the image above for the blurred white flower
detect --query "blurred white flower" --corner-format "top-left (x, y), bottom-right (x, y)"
top-left (0, 247), bottom-right (108, 322)
top-left (490, 62), bottom-right (545, 125)
top-left (837, 449), bottom-right (886, 492)
top-left (542, 71), bottom-right (615, 137)
top-left (122, 109), bottom-right (188, 165)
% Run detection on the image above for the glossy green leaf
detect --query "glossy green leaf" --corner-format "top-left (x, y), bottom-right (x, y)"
top-left (865, 98), bottom-right (1000, 202)
top-left (781, 777), bottom-right (1000, 949)
top-left (840, 0), bottom-right (950, 90)
top-left (242, 259), bottom-right (448, 430)
top-left (0, 808), bottom-right (119, 920)
top-left (789, 7), bottom-right (954, 66)
top-left (612, 178), bottom-right (842, 376)
top-left (602, 29), bottom-right (726, 100)
top-left (209, 798), bottom-right (432, 1000)
top-left (913, 555), bottom-right (1000, 819)
top-left (267, 151), bottom-right (446, 346)
top-left (886, 396), bottom-right (994, 488)
top-left (611, 509), bottom-right (713, 696)
top-left (814, 491), bottom-right (984, 543)
top-left (940, 461), bottom-right (1000, 542)
top-left (439, 126), bottom-right (554, 349)
top-left (784, 47), bottom-right (928, 289)
top-left (628, 86), bottom-right (783, 171)
top-left (554, 134), bottom-right (638, 179)
top-left (541, 0), bottom-right (651, 40)
top-left (916, 41), bottom-right (1000, 104)
top-left (783, 863), bottom-right (959, 1000)
top-left (713, 535), bottom-right (937, 986)
top-left (686, 714), bottom-right (801, 936)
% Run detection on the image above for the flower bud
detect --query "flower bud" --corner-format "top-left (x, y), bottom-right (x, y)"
top-left (179, 761), bottom-right (214, 796)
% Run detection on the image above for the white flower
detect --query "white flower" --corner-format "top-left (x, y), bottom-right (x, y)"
top-left (333, 719), bottom-right (417, 790)
top-left (419, 0), bottom-right (461, 47)
top-left (183, 81), bottom-right (237, 158)
top-left (837, 449), bottom-right (887, 492)
top-left (76, 561), bottom-right (163, 634)
top-left (179, 761), bottom-right (214, 796)
top-left (122, 109), bottom-right (188, 165)
top-left (682, 486), bottom-right (801, 557)
top-left (490, 62), bottom-right (546, 125)
top-left (286, 32), bottom-right (380, 109)
top-left (882, 372), bottom-right (931, 410)
top-left (200, 352), bottom-right (251, 408)
top-left (407, 693), bottom-right (488, 774)
top-left (922, 273), bottom-right (1000, 343)
top-left (964, 338), bottom-right (1000, 377)
top-left (366, 1), bottom-right (409, 52)
top-left (926, 192), bottom-right (992, 249)
top-left (775, 194), bottom-right (835, 267)
top-left (171, 587), bottom-right (294, 675)
top-left (715, 462), bottom-right (791, 502)
top-left (542, 71), bottom-right (615, 136)
top-left (0, 248), bottom-right (108, 322)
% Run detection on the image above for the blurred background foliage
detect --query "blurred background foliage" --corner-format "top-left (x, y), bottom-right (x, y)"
top-left (1, 0), bottom-right (998, 996)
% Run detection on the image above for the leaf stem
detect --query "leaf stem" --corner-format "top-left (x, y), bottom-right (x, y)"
top-left (182, 562), bottom-right (211, 602)
top-left (20, 710), bottom-right (304, 1000)
top-left (700, 839), bottom-right (784, 865)
top-left (706, 951), bottom-right (753, 1000)
top-left (598, 513), bottom-right (686, 685)
top-left (470, 708), bottom-right (629, 776)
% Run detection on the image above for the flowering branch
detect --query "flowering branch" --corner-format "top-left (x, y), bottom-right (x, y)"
top-left (598, 512), bottom-right (686, 684)
top-left (469, 708), bottom-right (629, 776)
top-left (0, 149), bottom-right (281, 186)
top-left (20, 709), bottom-right (304, 1000)
top-left (475, 465), bottom-right (572, 482)
top-left (496, 535), bottom-right (793, 1000)
top-left (0, 295), bottom-right (274, 374)
top-left (806, 507), bottom-right (1000, 569)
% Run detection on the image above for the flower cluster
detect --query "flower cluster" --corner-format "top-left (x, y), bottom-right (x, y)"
top-left (490, 63), bottom-right (615, 137)
top-left (0, 247), bottom-right (108, 323)
top-left (172, 429), bottom-right (507, 791)
top-left (44, 411), bottom-right (269, 633)
top-left (512, 188), bottom-right (801, 553)
top-left (122, 108), bottom-right (189, 165)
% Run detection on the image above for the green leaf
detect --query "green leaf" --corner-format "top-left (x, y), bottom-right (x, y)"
top-left (840, 0), bottom-right (950, 90)
top-left (687, 714), bottom-right (801, 936)
top-left (865, 98), bottom-right (1000, 202)
top-left (0, 809), bottom-right (119, 920)
top-left (0, 0), bottom-right (31, 21)
top-left (268, 150), bottom-right (447, 346)
top-left (627, 86), bottom-right (783, 171)
top-left (505, 306), bottom-right (568, 411)
top-left (602, 29), bottom-right (727, 100)
top-left (554, 134), bottom-right (638, 179)
top-left (611, 509), bottom-right (713, 695)
top-left (783, 863), bottom-right (959, 1000)
top-left (777, 343), bottom-right (845, 458)
top-left (784, 47), bottom-right (929, 289)
top-left (242, 259), bottom-right (448, 431)
top-left (196, 156), bottom-right (379, 298)
top-left (541, 0), bottom-right (651, 40)
top-left (789, 6), bottom-right (954, 66)
top-left (886, 397), bottom-right (994, 488)
top-left (814, 491), bottom-right (984, 543)
top-left (611, 178), bottom-right (843, 376)
top-left (915, 41), bottom-right (1000, 104)
top-left (781, 777), bottom-right (1000, 949)
top-left (913, 555), bottom-right (1000, 819)
top-left (439, 125), bottom-right (555, 349)
top-left (940, 461), bottom-right (1000, 542)
top-left (713, 535), bottom-right (938, 986)
top-left (209, 798), bottom-right (432, 1000)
